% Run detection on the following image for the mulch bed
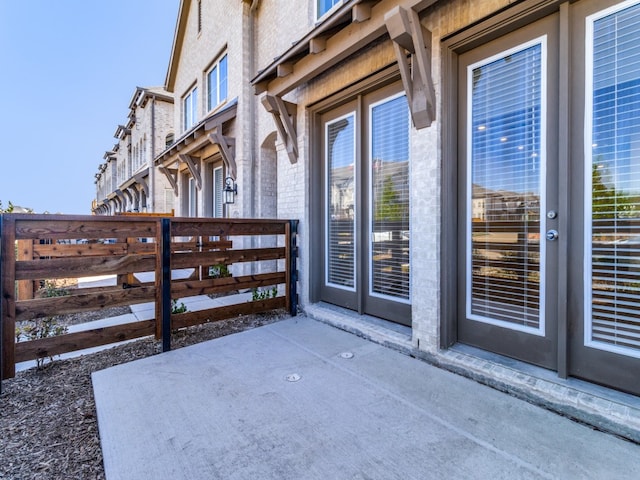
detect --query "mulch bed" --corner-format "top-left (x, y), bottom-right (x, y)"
top-left (0, 310), bottom-right (290, 480)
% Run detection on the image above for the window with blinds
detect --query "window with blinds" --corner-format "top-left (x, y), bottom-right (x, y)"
top-left (467, 38), bottom-right (546, 332)
top-left (213, 167), bottom-right (223, 218)
top-left (586, 1), bottom-right (640, 356)
top-left (369, 94), bottom-right (410, 301)
top-left (326, 114), bottom-right (356, 290)
top-left (164, 188), bottom-right (174, 214)
top-left (189, 177), bottom-right (198, 217)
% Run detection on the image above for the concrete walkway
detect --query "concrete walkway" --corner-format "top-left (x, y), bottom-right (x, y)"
top-left (92, 317), bottom-right (640, 480)
top-left (15, 274), bottom-right (252, 372)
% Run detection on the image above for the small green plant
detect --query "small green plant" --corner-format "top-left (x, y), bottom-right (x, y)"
top-left (39, 279), bottom-right (70, 298)
top-left (251, 286), bottom-right (278, 301)
top-left (171, 299), bottom-right (188, 314)
top-left (15, 317), bottom-right (68, 368)
top-left (208, 263), bottom-right (231, 278)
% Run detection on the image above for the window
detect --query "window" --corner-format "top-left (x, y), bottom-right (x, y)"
top-left (466, 39), bottom-right (546, 333)
top-left (213, 166), bottom-right (223, 218)
top-left (317, 0), bottom-right (341, 19)
top-left (164, 188), bottom-right (174, 214)
top-left (326, 113), bottom-right (356, 290)
top-left (183, 86), bottom-right (198, 132)
top-left (585, 0), bottom-right (640, 357)
top-left (188, 177), bottom-right (198, 217)
top-left (318, 85), bottom-right (411, 325)
top-left (165, 133), bottom-right (175, 148)
top-left (207, 54), bottom-right (228, 111)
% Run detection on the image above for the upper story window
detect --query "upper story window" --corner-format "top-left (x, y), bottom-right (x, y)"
top-left (207, 54), bottom-right (228, 111)
top-left (165, 133), bottom-right (175, 148)
top-left (183, 86), bottom-right (198, 132)
top-left (317, 0), bottom-right (341, 20)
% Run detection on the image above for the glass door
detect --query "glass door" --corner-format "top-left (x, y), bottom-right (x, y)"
top-left (568, 0), bottom-right (640, 395)
top-left (319, 84), bottom-right (412, 325)
top-left (457, 13), bottom-right (560, 368)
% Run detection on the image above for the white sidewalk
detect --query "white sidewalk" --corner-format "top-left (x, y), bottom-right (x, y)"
top-left (15, 274), bottom-right (253, 372)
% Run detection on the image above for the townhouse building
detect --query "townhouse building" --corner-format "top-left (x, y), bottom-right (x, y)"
top-left (250, 0), bottom-right (640, 433)
top-left (93, 87), bottom-right (174, 215)
top-left (90, 0), bottom-right (640, 438)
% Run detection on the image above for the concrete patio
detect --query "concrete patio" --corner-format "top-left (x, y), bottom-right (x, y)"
top-left (92, 317), bottom-right (640, 479)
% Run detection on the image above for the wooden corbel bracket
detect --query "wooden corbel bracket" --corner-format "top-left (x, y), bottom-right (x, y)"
top-left (262, 94), bottom-right (298, 164)
top-left (207, 130), bottom-right (237, 180)
top-left (384, 6), bottom-right (436, 129)
top-left (158, 166), bottom-right (179, 196)
top-left (178, 154), bottom-right (202, 190)
top-left (134, 173), bottom-right (150, 197)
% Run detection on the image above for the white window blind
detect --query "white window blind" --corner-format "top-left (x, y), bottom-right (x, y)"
top-left (467, 39), bottom-right (545, 332)
top-left (587, 1), bottom-right (640, 355)
top-left (164, 188), bottom-right (174, 214)
top-left (189, 177), bottom-right (198, 217)
top-left (370, 94), bottom-right (410, 301)
top-left (326, 114), bottom-right (356, 289)
top-left (214, 167), bottom-right (223, 218)
top-left (184, 87), bottom-right (198, 131)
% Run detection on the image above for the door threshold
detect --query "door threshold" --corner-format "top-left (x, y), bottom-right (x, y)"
top-left (433, 343), bottom-right (640, 443)
top-left (304, 302), bottom-right (412, 354)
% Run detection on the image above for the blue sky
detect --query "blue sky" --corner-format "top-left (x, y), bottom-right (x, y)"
top-left (0, 1), bottom-right (179, 214)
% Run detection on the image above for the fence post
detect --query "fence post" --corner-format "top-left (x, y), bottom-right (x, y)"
top-left (0, 214), bottom-right (3, 394)
top-left (288, 220), bottom-right (298, 317)
top-left (0, 215), bottom-right (16, 388)
top-left (161, 218), bottom-right (172, 352)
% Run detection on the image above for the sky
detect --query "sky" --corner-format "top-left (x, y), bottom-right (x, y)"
top-left (0, 0), bottom-right (179, 214)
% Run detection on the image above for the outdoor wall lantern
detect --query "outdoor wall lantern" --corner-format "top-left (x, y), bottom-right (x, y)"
top-left (224, 176), bottom-right (237, 204)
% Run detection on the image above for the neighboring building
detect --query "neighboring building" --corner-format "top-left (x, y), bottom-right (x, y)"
top-left (90, 0), bottom-right (640, 437)
top-left (153, 0), bottom-right (267, 221)
top-left (93, 87), bottom-right (174, 215)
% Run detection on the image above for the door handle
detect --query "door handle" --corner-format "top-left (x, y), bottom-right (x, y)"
top-left (546, 229), bottom-right (559, 241)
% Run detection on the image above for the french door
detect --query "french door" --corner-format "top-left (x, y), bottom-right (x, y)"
top-left (319, 83), bottom-right (412, 325)
top-left (457, 0), bottom-right (640, 394)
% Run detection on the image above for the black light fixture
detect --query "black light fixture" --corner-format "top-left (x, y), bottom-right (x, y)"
top-left (224, 176), bottom-right (237, 204)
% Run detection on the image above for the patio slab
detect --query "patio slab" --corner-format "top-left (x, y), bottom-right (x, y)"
top-left (92, 317), bottom-right (640, 480)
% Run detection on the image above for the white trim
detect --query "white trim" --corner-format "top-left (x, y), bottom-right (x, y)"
top-left (465, 36), bottom-right (548, 337)
top-left (324, 112), bottom-right (357, 292)
top-left (315, 0), bottom-right (342, 22)
top-left (207, 53), bottom-right (228, 113)
top-left (367, 92), bottom-right (411, 305)
top-left (583, 0), bottom-right (640, 358)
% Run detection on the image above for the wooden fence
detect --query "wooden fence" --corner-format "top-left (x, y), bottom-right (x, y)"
top-left (0, 214), bottom-right (298, 383)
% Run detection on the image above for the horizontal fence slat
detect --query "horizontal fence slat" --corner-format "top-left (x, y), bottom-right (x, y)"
top-left (171, 247), bottom-right (286, 269)
top-left (171, 272), bottom-right (286, 298)
top-left (171, 220), bottom-right (286, 237)
top-left (14, 218), bottom-right (158, 240)
top-left (15, 286), bottom-right (157, 321)
top-left (32, 242), bottom-right (156, 257)
top-left (172, 296), bottom-right (286, 330)
top-left (171, 240), bottom-right (233, 251)
top-left (14, 319), bottom-right (156, 363)
top-left (15, 254), bottom-right (157, 280)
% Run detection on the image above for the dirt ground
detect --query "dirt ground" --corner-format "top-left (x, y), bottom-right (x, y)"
top-left (0, 308), bottom-right (290, 480)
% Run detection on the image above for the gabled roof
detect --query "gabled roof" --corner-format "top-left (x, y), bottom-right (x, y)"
top-left (128, 86), bottom-right (173, 110)
top-left (165, 0), bottom-right (192, 93)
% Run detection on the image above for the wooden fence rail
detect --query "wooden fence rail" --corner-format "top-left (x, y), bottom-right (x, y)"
top-left (0, 214), bottom-right (298, 386)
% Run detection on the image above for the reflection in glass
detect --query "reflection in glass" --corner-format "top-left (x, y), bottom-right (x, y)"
top-left (588, 3), bottom-right (640, 353)
top-left (326, 114), bottom-right (355, 289)
top-left (370, 95), bottom-right (410, 301)
top-left (468, 41), bottom-right (544, 330)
